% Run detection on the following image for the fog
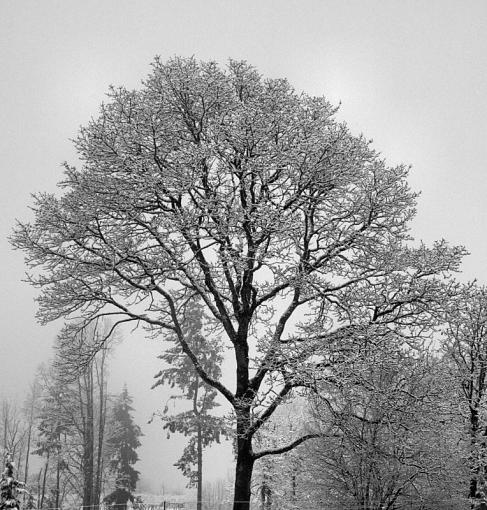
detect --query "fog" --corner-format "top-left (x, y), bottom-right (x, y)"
top-left (1, 0), bottom-right (487, 496)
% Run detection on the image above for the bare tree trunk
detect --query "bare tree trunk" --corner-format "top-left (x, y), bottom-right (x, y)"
top-left (191, 373), bottom-right (203, 510)
top-left (197, 420), bottom-right (203, 510)
top-left (82, 367), bottom-right (95, 509)
top-left (36, 469), bottom-right (42, 508)
top-left (88, 367), bottom-right (95, 508)
top-left (3, 400), bottom-right (9, 450)
top-left (15, 444), bottom-right (26, 483)
top-left (470, 406), bottom-right (480, 499)
top-left (23, 422), bottom-right (33, 486)
top-left (55, 452), bottom-right (61, 510)
top-left (233, 337), bottom-right (255, 510)
top-left (94, 349), bottom-right (107, 507)
top-left (260, 467), bottom-right (272, 510)
top-left (233, 438), bottom-right (254, 510)
top-left (233, 407), bottom-right (254, 510)
top-left (40, 451), bottom-right (50, 509)
top-left (23, 382), bottom-right (39, 489)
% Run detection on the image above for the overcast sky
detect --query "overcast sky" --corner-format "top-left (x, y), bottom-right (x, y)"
top-left (2, 0), bottom-right (487, 493)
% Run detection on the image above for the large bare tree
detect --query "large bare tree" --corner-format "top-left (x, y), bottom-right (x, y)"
top-left (12, 57), bottom-right (464, 509)
top-left (443, 284), bottom-right (487, 504)
top-left (304, 336), bottom-right (467, 510)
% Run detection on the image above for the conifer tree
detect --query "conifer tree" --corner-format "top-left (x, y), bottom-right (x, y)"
top-left (153, 301), bottom-right (227, 510)
top-left (104, 388), bottom-right (142, 510)
top-left (0, 453), bottom-right (29, 510)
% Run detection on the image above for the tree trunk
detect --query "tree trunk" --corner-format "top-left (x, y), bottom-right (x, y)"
top-left (40, 452), bottom-right (50, 509)
top-left (470, 406), bottom-right (480, 499)
top-left (83, 368), bottom-right (95, 508)
top-left (233, 436), bottom-right (255, 510)
top-left (197, 420), bottom-right (203, 510)
top-left (23, 382), bottom-right (39, 488)
top-left (23, 422), bottom-right (32, 487)
top-left (3, 401), bottom-right (8, 450)
top-left (233, 338), bottom-right (254, 510)
top-left (95, 351), bottom-right (107, 507)
top-left (260, 468), bottom-right (272, 510)
top-left (55, 453), bottom-right (61, 510)
top-left (36, 469), bottom-right (42, 508)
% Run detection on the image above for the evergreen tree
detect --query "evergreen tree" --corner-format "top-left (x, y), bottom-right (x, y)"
top-left (153, 301), bottom-right (227, 510)
top-left (104, 388), bottom-right (142, 510)
top-left (0, 453), bottom-right (29, 510)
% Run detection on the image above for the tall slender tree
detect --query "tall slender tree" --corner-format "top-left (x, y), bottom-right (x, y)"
top-left (34, 320), bottom-right (112, 509)
top-left (34, 377), bottom-right (68, 510)
top-left (153, 300), bottom-right (227, 510)
top-left (104, 387), bottom-right (142, 510)
top-left (22, 381), bottom-right (41, 492)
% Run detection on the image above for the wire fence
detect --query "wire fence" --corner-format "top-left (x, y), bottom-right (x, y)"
top-left (18, 502), bottom-right (475, 510)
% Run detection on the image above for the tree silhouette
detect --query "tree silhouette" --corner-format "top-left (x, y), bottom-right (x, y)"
top-left (104, 388), bottom-right (142, 510)
top-left (12, 56), bottom-right (466, 509)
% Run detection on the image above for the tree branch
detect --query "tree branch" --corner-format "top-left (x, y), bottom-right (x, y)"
top-left (253, 433), bottom-right (332, 460)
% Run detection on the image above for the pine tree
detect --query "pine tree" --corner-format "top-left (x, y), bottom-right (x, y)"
top-left (153, 300), bottom-right (228, 510)
top-left (0, 453), bottom-right (29, 510)
top-left (104, 388), bottom-right (142, 510)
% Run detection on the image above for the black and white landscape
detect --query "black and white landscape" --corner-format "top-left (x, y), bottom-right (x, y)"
top-left (1, 2), bottom-right (487, 509)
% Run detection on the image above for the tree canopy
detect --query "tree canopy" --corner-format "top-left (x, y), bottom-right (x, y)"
top-left (11, 56), bottom-right (465, 509)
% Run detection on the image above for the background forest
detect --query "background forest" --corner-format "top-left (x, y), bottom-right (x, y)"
top-left (4, 285), bottom-right (487, 510)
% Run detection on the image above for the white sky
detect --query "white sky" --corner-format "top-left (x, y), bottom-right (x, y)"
top-left (1, 0), bottom-right (487, 493)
